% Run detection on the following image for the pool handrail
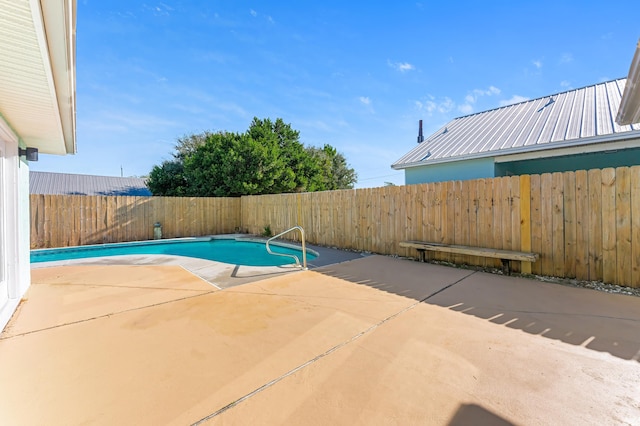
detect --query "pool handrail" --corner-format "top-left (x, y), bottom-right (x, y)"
top-left (265, 226), bottom-right (307, 269)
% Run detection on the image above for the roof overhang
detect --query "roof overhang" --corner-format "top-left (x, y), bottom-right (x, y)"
top-left (0, 0), bottom-right (77, 155)
top-left (494, 135), bottom-right (640, 163)
top-left (616, 40), bottom-right (640, 126)
top-left (391, 130), bottom-right (640, 170)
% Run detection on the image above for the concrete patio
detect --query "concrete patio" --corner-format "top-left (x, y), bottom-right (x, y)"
top-left (1, 255), bottom-right (639, 425)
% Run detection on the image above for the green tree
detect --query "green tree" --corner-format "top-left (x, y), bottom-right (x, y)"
top-left (146, 118), bottom-right (357, 196)
top-left (173, 131), bottom-right (213, 159)
top-left (146, 159), bottom-right (187, 196)
top-left (306, 145), bottom-right (357, 190)
top-left (182, 131), bottom-right (288, 196)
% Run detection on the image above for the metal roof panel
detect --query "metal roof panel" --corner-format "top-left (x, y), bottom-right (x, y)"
top-left (392, 78), bottom-right (639, 169)
top-left (30, 172), bottom-right (152, 196)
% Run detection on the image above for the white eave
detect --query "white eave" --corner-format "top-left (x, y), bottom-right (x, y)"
top-left (616, 39), bottom-right (640, 126)
top-left (0, 0), bottom-right (77, 155)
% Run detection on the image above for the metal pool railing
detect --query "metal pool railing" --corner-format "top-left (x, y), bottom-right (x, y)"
top-left (265, 226), bottom-right (307, 269)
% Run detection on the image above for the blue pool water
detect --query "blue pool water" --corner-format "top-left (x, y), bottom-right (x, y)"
top-left (31, 238), bottom-right (316, 267)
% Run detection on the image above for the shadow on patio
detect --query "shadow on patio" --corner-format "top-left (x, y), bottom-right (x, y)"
top-left (315, 255), bottom-right (640, 362)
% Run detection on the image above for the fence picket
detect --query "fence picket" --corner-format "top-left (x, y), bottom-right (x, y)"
top-left (588, 169), bottom-right (603, 281)
top-left (601, 168), bottom-right (617, 284)
top-left (563, 172), bottom-right (577, 278)
top-left (616, 167), bottom-right (632, 286)
top-left (574, 170), bottom-right (589, 280)
top-left (631, 166), bottom-right (640, 288)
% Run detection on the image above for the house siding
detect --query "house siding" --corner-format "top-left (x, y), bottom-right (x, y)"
top-left (495, 146), bottom-right (640, 176)
top-left (405, 157), bottom-right (495, 184)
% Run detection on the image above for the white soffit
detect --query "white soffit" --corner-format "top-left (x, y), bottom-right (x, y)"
top-left (0, 0), bottom-right (76, 155)
top-left (617, 40), bottom-right (640, 126)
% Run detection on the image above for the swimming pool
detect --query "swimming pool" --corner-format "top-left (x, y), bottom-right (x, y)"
top-left (31, 237), bottom-right (317, 267)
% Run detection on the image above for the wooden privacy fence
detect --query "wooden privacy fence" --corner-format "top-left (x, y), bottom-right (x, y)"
top-left (30, 195), bottom-right (241, 248)
top-left (30, 166), bottom-right (640, 288)
top-left (242, 166), bottom-right (640, 289)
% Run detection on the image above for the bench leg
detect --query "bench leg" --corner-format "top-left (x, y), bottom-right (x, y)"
top-left (501, 259), bottom-right (511, 275)
top-left (417, 249), bottom-right (426, 262)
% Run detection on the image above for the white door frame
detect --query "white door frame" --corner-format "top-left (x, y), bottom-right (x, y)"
top-left (0, 118), bottom-right (23, 330)
top-left (0, 138), bottom-right (7, 310)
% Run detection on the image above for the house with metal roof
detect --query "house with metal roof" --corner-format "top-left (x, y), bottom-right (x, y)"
top-left (0, 0), bottom-right (76, 330)
top-left (392, 78), bottom-right (640, 184)
top-left (30, 172), bottom-right (151, 196)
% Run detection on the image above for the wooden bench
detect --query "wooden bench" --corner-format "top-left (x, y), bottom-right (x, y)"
top-left (399, 241), bottom-right (539, 275)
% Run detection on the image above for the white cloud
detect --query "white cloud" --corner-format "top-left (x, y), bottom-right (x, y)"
top-left (499, 95), bottom-right (529, 107)
top-left (415, 86), bottom-right (500, 118)
top-left (464, 86), bottom-right (501, 104)
top-left (116, 11), bottom-right (137, 19)
top-left (414, 96), bottom-right (455, 115)
top-left (458, 104), bottom-right (474, 115)
top-left (560, 53), bottom-right (573, 63)
top-left (388, 60), bottom-right (415, 73)
top-left (560, 80), bottom-right (571, 88)
top-left (398, 63), bottom-right (415, 72)
top-left (438, 97), bottom-right (454, 113)
top-left (250, 9), bottom-right (257, 17)
top-left (414, 100), bottom-right (436, 113)
top-left (532, 60), bottom-right (542, 69)
top-left (359, 96), bottom-right (371, 105)
top-left (477, 86), bottom-right (500, 96)
top-left (144, 2), bottom-right (173, 17)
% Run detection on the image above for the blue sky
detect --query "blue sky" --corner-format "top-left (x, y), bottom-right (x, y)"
top-left (32, 1), bottom-right (639, 188)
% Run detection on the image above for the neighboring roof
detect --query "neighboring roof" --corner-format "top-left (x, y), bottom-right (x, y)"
top-left (393, 78), bottom-right (640, 169)
top-left (617, 40), bottom-right (640, 125)
top-left (0, 0), bottom-right (77, 155)
top-left (30, 172), bottom-right (151, 196)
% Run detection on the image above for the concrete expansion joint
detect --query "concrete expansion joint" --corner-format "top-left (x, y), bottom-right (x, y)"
top-left (0, 290), bottom-right (217, 341)
top-left (422, 270), bottom-right (478, 302)
top-left (191, 270), bottom-right (479, 425)
top-left (37, 282), bottom-right (211, 292)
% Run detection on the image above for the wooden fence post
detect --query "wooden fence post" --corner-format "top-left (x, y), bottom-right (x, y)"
top-left (519, 174), bottom-right (532, 274)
